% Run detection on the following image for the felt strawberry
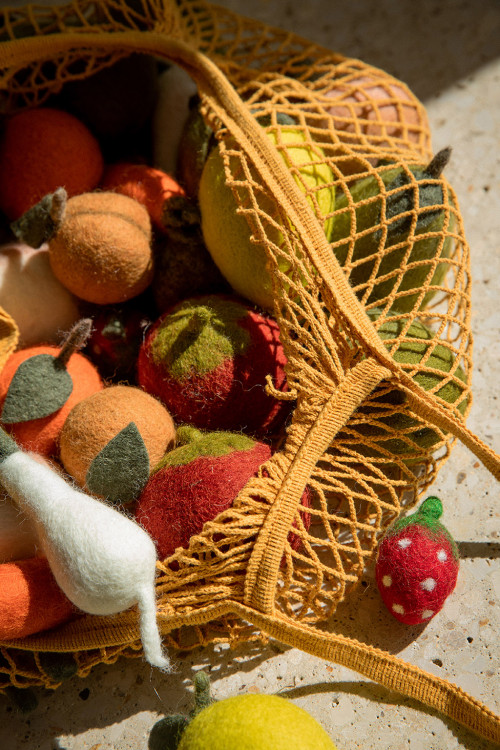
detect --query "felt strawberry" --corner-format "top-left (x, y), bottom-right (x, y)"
top-left (375, 496), bottom-right (459, 625)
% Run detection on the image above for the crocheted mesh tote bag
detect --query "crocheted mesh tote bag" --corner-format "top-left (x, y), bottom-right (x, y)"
top-left (0, 0), bottom-right (499, 742)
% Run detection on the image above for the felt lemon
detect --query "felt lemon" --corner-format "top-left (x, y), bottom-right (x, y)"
top-left (177, 693), bottom-right (338, 750)
top-left (199, 114), bottom-right (335, 311)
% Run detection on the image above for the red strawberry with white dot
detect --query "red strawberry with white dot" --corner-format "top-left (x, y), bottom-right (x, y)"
top-left (375, 496), bottom-right (459, 625)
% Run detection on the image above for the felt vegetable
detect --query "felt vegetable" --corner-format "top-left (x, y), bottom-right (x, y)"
top-left (0, 241), bottom-right (80, 347)
top-left (100, 163), bottom-right (186, 233)
top-left (0, 107), bottom-right (103, 221)
top-left (135, 426), bottom-right (310, 559)
top-left (330, 148), bottom-right (454, 312)
top-left (198, 113), bottom-right (335, 311)
top-left (176, 96), bottom-right (213, 198)
top-left (0, 426), bottom-right (170, 670)
top-left (153, 64), bottom-right (199, 177)
top-left (137, 295), bottom-right (292, 437)
top-left (0, 319), bottom-right (103, 457)
top-left (58, 53), bottom-right (159, 158)
top-left (376, 496), bottom-right (460, 625)
top-left (0, 489), bottom-right (38, 563)
top-left (13, 188), bottom-right (154, 305)
top-left (348, 311), bottom-right (468, 456)
top-left (59, 385), bottom-right (176, 504)
top-left (85, 303), bottom-right (152, 382)
top-left (0, 556), bottom-right (76, 640)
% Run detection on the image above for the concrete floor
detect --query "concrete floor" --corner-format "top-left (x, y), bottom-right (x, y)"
top-left (0, 1), bottom-right (499, 749)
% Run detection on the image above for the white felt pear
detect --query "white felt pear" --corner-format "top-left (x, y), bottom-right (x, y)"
top-left (0, 428), bottom-right (170, 671)
top-left (153, 64), bottom-right (198, 174)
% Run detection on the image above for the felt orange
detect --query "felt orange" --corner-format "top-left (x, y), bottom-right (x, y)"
top-left (0, 345), bottom-right (103, 457)
top-left (0, 107), bottom-right (103, 221)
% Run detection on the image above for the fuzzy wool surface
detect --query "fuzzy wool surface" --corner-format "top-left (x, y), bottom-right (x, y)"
top-left (0, 556), bottom-right (76, 640)
top-left (0, 242), bottom-right (80, 347)
top-left (0, 107), bottom-right (103, 221)
top-left (49, 192), bottom-right (154, 305)
top-left (0, 449), bottom-right (170, 669)
top-left (153, 64), bottom-right (198, 176)
top-left (137, 295), bottom-right (292, 437)
top-left (0, 489), bottom-right (38, 563)
top-left (59, 384), bottom-right (176, 500)
top-left (0, 346), bottom-right (103, 457)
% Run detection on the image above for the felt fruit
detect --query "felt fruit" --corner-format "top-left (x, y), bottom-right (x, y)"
top-left (59, 385), bottom-right (176, 504)
top-left (137, 295), bottom-right (292, 437)
top-left (198, 113), bottom-right (335, 311)
top-left (376, 496), bottom-right (460, 625)
top-left (177, 693), bottom-right (338, 750)
top-left (0, 556), bottom-right (77, 640)
top-left (0, 488), bottom-right (38, 563)
top-left (100, 162), bottom-right (186, 233)
top-left (0, 241), bottom-right (80, 346)
top-left (0, 107), bottom-right (103, 221)
top-left (58, 53), bottom-right (159, 156)
top-left (85, 303), bottom-right (152, 382)
top-left (0, 319), bottom-right (103, 456)
top-left (176, 96), bottom-right (213, 198)
top-left (0, 426), bottom-right (170, 670)
top-left (15, 188), bottom-right (154, 304)
top-left (349, 311), bottom-right (469, 456)
top-left (135, 426), bottom-right (311, 559)
top-left (330, 148), bottom-right (454, 312)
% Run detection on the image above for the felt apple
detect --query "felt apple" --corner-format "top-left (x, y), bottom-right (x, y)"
top-left (135, 426), bottom-right (310, 559)
top-left (376, 496), bottom-right (460, 625)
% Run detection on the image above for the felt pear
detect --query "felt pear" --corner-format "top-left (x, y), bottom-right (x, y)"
top-left (331, 148), bottom-right (454, 312)
top-left (0, 426), bottom-right (170, 670)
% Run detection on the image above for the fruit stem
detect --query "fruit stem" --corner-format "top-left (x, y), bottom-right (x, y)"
top-left (418, 496), bottom-right (443, 521)
top-left (425, 147), bottom-right (452, 178)
top-left (10, 187), bottom-right (67, 248)
top-left (55, 318), bottom-right (93, 370)
top-left (190, 671), bottom-right (214, 718)
top-left (176, 425), bottom-right (204, 446)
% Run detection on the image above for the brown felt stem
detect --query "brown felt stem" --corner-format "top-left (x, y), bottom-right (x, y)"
top-left (55, 318), bottom-right (93, 369)
top-left (425, 147), bottom-right (452, 178)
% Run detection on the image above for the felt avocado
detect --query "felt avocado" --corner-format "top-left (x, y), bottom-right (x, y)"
top-left (137, 294), bottom-right (292, 438)
top-left (59, 385), bottom-right (176, 504)
top-left (330, 148), bottom-right (454, 312)
top-left (0, 319), bottom-right (103, 457)
top-left (376, 496), bottom-right (459, 624)
top-left (135, 426), bottom-right (310, 559)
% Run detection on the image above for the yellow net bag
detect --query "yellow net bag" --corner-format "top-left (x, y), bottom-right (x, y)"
top-left (0, 0), bottom-right (499, 741)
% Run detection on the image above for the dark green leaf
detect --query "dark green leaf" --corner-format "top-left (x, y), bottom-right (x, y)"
top-left (1, 354), bottom-right (73, 423)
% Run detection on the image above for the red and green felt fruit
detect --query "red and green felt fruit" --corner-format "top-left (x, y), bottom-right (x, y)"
top-left (137, 294), bottom-right (292, 438)
top-left (375, 496), bottom-right (459, 625)
top-left (135, 426), bottom-right (310, 559)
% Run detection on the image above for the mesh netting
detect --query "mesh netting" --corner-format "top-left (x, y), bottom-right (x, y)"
top-left (0, 3), bottom-right (498, 741)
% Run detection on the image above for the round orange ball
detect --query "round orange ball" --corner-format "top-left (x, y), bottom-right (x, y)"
top-left (100, 163), bottom-right (185, 232)
top-left (0, 107), bottom-right (103, 221)
top-left (0, 345), bottom-right (103, 457)
top-left (49, 191), bottom-right (154, 305)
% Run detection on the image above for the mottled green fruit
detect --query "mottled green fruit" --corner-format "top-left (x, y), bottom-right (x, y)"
top-left (149, 714), bottom-right (190, 750)
top-left (349, 312), bottom-right (468, 456)
top-left (39, 652), bottom-right (78, 682)
top-left (155, 426), bottom-right (256, 471)
top-left (331, 149), bottom-right (454, 312)
top-left (177, 693), bottom-right (338, 750)
top-left (199, 118), bottom-right (335, 311)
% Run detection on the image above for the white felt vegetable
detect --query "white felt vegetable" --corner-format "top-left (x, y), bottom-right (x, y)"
top-left (153, 64), bottom-right (198, 175)
top-left (0, 427), bottom-right (170, 670)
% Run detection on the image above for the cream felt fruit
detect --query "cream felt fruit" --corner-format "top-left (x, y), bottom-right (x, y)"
top-left (198, 114), bottom-right (335, 311)
top-left (177, 693), bottom-right (338, 750)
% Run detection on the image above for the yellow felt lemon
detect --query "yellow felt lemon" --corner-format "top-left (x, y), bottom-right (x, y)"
top-left (199, 114), bottom-right (335, 311)
top-left (177, 693), bottom-right (338, 750)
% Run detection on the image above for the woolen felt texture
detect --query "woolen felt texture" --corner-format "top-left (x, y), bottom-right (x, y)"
top-left (0, 556), bottom-right (76, 640)
top-left (48, 191), bottom-right (154, 305)
top-left (0, 490), bottom-right (38, 564)
top-left (1, 353), bottom-right (74, 423)
top-left (376, 501), bottom-right (460, 625)
top-left (0, 107), bottom-right (103, 221)
top-left (137, 295), bottom-right (292, 437)
top-left (0, 345), bottom-right (103, 457)
top-left (0, 242), bottom-right (80, 347)
top-left (135, 439), bottom-right (271, 559)
top-left (176, 693), bottom-right (338, 750)
top-left (59, 384), bottom-right (176, 496)
top-left (100, 162), bottom-right (185, 232)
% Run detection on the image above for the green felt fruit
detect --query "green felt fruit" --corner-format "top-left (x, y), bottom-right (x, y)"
top-left (348, 311), bottom-right (469, 456)
top-left (199, 114), bottom-right (335, 311)
top-left (177, 693), bottom-right (338, 750)
top-left (330, 148), bottom-right (454, 312)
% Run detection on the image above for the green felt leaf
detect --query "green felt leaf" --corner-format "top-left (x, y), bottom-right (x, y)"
top-left (86, 421), bottom-right (150, 504)
top-left (1, 354), bottom-right (73, 423)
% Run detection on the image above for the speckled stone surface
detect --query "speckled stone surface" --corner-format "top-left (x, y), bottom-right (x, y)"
top-left (0, 1), bottom-right (499, 749)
